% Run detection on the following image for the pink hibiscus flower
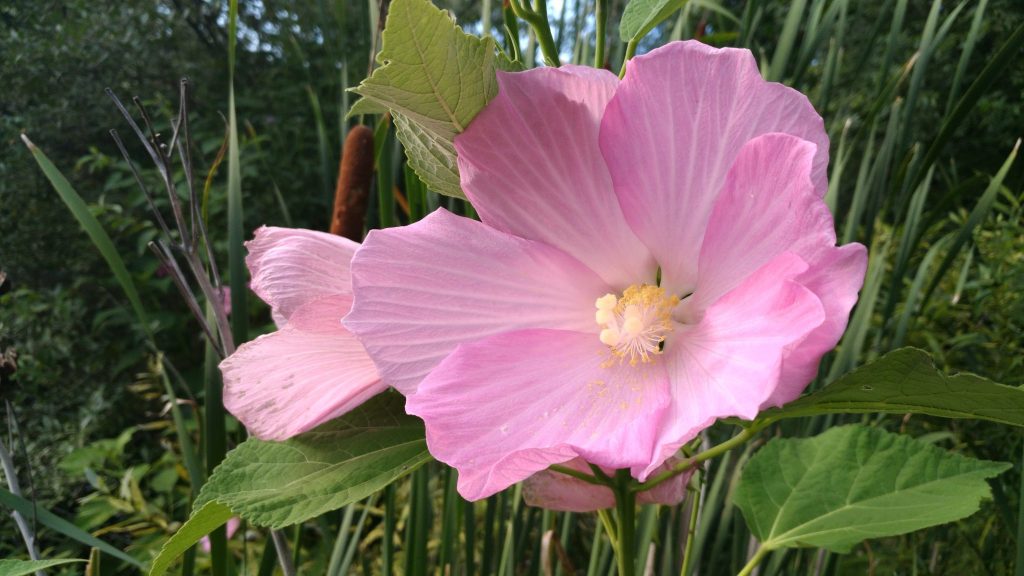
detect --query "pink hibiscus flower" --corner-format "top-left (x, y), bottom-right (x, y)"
top-left (219, 227), bottom-right (384, 440)
top-left (345, 40), bottom-right (867, 501)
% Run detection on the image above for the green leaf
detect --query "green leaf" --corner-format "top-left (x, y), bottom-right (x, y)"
top-left (148, 501), bottom-right (233, 576)
top-left (734, 425), bottom-right (1010, 553)
top-left (0, 488), bottom-right (143, 568)
top-left (347, 96), bottom-right (389, 119)
top-left (394, 113), bottom-right (463, 199)
top-left (0, 559), bottom-right (85, 576)
top-left (195, 393), bottom-right (431, 529)
top-left (20, 136), bottom-right (151, 337)
top-left (620, 0), bottom-right (688, 43)
top-left (768, 348), bottom-right (1024, 426)
top-left (351, 0), bottom-right (508, 198)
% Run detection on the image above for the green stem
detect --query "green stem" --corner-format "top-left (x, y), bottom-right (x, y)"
top-left (509, 0), bottom-right (561, 66)
top-left (595, 0), bottom-right (609, 68)
top-left (613, 470), bottom-right (637, 576)
top-left (531, 0), bottom-right (561, 66)
top-left (549, 464), bottom-right (606, 486)
top-left (618, 39), bottom-right (639, 78)
top-left (634, 420), bottom-right (771, 493)
top-left (736, 546), bottom-right (769, 576)
top-left (502, 3), bottom-right (522, 62)
top-left (679, 482), bottom-right (701, 576)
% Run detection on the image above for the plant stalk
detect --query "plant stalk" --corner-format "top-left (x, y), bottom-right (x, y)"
top-left (613, 470), bottom-right (637, 576)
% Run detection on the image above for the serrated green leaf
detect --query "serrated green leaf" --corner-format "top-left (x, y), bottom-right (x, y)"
top-left (768, 347), bottom-right (1024, 426)
top-left (148, 501), bottom-right (233, 576)
top-left (620, 0), bottom-right (688, 42)
top-left (347, 97), bottom-right (389, 119)
top-left (0, 559), bottom-right (86, 576)
top-left (195, 393), bottom-right (431, 529)
top-left (351, 0), bottom-right (508, 198)
top-left (394, 113), bottom-right (463, 199)
top-left (734, 425), bottom-right (1009, 553)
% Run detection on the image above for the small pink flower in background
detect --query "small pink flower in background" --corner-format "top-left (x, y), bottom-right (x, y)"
top-left (219, 227), bottom-right (384, 440)
top-left (218, 286), bottom-right (232, 317)
top-left (200, 517), bottom-right (241, 552)
top-left (523, 457), bottom-right (693, 512)
top-left (345, 40), bottom-right (867, 500)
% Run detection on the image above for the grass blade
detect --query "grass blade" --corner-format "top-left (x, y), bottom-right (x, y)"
top-left (919, 139), bottom-right (1020, 308)
top-left (0, 488), bottom-right (143, 568)
top-left (20, 136), bottom-right (150, 337)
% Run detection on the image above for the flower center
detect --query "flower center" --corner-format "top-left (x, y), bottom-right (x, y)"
top-left (595, 284), bottom-right (679, 366)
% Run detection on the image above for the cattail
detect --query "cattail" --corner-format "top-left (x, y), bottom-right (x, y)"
top-left (330, 125), bottom-right (375, 240)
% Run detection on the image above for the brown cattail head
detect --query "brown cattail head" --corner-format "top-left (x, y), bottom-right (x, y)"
top-left (331, 125), bottom-right (375, 240)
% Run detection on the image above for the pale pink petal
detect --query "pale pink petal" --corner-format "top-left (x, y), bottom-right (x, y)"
top-left (766, 243), bottom-right (868, 406)
top-left (405, 329), bottom-right (670, 501)
top-left (345, 209), bottom-right (610, 394)
top-left (200, 517), bottom-right (241, 553)
top-left (640, 253), bottom-right (825, 478)
top-left (247, 226), bottom-right (360, 322)
top-left (685, 133), bottom-right (835, 315)
top-left (682, 133), bottom-right (867, 405)
top-left (523, 456), bottom-right (692, 512)
top-left (600, 41), bottom-right (829, 295)
top-left (455, 66), bottom-right (654, 289)
top-left (221, 295), bottom-right (383, 440)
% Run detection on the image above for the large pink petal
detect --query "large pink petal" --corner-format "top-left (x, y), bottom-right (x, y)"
top-left (247, 226), bottom-right (359, 322)
top-left (405, 329), bottom-right (670, 501)
top-left (455, 66), bottom-right (654, 289)
top-left (523, 456), bottom-right (692, 512)
top-left (640, 253), bottom-right (825, 478)
top-left (685, 133), bottom-right (835, 315)
top-left (766, 243), bottom-right (867, 406)
top-left (345, 209), bottom-right (610, 394)
top-left (683, 133), bottom-right (867, 405)
top-left (221, 295), bottom-right (383, 440)
top-left (600, 41), bottom-right (829, 295)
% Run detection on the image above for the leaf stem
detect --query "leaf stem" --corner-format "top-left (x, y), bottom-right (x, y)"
top-left (549, 464), bottom-right (607, 486)
top-left (619, 39), bottom-right (639, 78)
top-left (633, 420), bottom-right (771, 493)
top-left (736, 545), bottom-right (769, 576)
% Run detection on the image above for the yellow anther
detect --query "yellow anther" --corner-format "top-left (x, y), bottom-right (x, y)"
top-left (594, 284), bottom-right (679, 366)
top-left (622, 316), bottom-right (644, 336)
top-left (595, 293), bottom-right (618, 310)
top-left (599, 328), bottom-right (620, 347)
